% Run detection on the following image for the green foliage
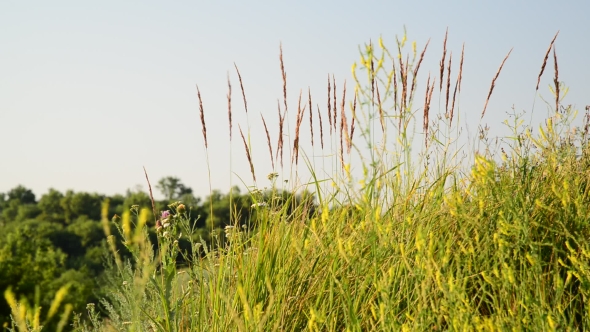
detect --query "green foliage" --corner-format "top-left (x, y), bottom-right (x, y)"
top-left (0, 220), bottom-right (67, 327)
top-left (2, 199), bottom-right (22, 222)
top-left (123, 189), bottom-right (151, 211)
top-left (107, 194), bottom-right (125, 219)
top-left (66, 219), bottom-right (104, 248)
top-left (60, 191), bottom-right (104, 224)
top-left (7, 185), bottom-right (36, 205)
top-left (38, 189), bottom-right (66, 224)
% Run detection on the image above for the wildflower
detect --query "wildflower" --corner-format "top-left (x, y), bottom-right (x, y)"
top-left (155, 219), bottom-right (162, 231)
top-left (177, 204), bottom-right (186, 214)
top-left (160, 210), bottom-right (171, 228)
top-left (163, 231), bottom-right (169, 237)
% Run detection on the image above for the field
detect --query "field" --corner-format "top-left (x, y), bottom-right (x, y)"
top-left (6, 30), bottom-right (590, 331)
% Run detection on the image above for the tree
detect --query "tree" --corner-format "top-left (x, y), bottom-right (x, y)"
top-left (202, 186), bottom-right (251, 229)
top-left (38, 188), bottom-right (66, 223)
top-left (0, 186), bottom-right (37, 222)
top-left (7, 185), bottom-right (36, 204)
top-left (156, 176), bottom-right (193, 201)
top-left (108, 194), bottom-right (126, 218)
top-left (0, 220), bottom-right (68, 327)
top-left (60, 190), bottom-right (104, 223)
top-left (16, 203), bottom-right (41, 221)
top-left (123, 189), bottom-right (152, 209)
top-left (0, 192), bottom-right (6, 210)
top-left (1, 199), bottom-right (20, 222)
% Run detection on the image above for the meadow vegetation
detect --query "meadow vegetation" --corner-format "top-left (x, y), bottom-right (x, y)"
top-left (3, 29), bottom-right (590, 331)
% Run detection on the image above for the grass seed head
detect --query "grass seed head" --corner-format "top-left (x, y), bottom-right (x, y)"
top-left (536, 31), bottom-right (559, 91)
top-left (482, 48), bottom-right (513, 119)
top-left (196, 85), bottom-right (208, 149)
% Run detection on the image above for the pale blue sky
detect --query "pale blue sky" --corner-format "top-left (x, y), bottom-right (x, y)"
top-left (1, 1), bottom-right (589, 199)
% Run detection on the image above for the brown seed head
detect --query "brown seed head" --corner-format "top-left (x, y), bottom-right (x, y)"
top-left (553, 47), bottom-right (560, 113)
top-left (239, 125), bottom-right (256, 183)
top-left (234, 63), bottom-right (248, 114)
top-left (261, 114), bottom-right (274, 169)
top-left (439, 28), bottom-right (448, 93)
top-left (227, 73), bottom-right (232, 140)
top-left (482, 48), bottom-right (513, 119)
top-left (196, 85), bottom-right (208, 149)
top-left (536, 31), bottom-right (559, 91)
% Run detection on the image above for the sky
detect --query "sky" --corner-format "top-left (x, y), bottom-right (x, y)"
top-left (1, 1), bottom-right (589, 200)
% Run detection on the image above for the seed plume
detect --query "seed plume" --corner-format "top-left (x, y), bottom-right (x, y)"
top-left (292, 90), bottom-right (305, 165)
top-left (196, 85), bottom-right (208, 149)
top-left (280, 44), bottom-right (288, 115)
top-left (332, 75), bottom-right (338, 134)
top-left (409, 39), bottom-right (430, 99)
top-left (340, 81), bottom-right (349, 157)
top-left (327, 75), bottom-right (332, 136)
top-left (482, 48), bottom-right (513, 119)
top-left (227, 73), bottom-right (232, 140)
top-left (276, 100), bottom-right (285, 168)
top-left (308, 87), bottom-right (314, 147)
top-left (458, 43), bottom-right (465, 93)
top-left (317, 105), bottom-right (324, 150)
top-left (536, 31), bottom-right (559, 91)
top-left (553, 47), bottom-right (559, 112)
top-left (239, 125), bottom-right (256, 183)
top-left (393, 61), bottom-right (399, 115)
top-left (349, 92), bottom-right (356, 153)
top-left (445, 53), bottom-right (452, 117)
top-left (423, 74), bottom-right (435, 147)
top-left (234, 63), bottom-right (248, 114)
top-left (261, 113), bottom-right (274, 169)
top-left (439, 28), bottom-right (448, 93)
top-left (376, 82), bottom-right (384, 133)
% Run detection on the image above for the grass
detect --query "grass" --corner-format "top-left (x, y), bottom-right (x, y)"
top-left (7, 29), bottom-right (590, 331)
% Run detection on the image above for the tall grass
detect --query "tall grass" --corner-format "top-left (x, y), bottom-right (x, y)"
top-left (8, 29), bottom-right (590, 331)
